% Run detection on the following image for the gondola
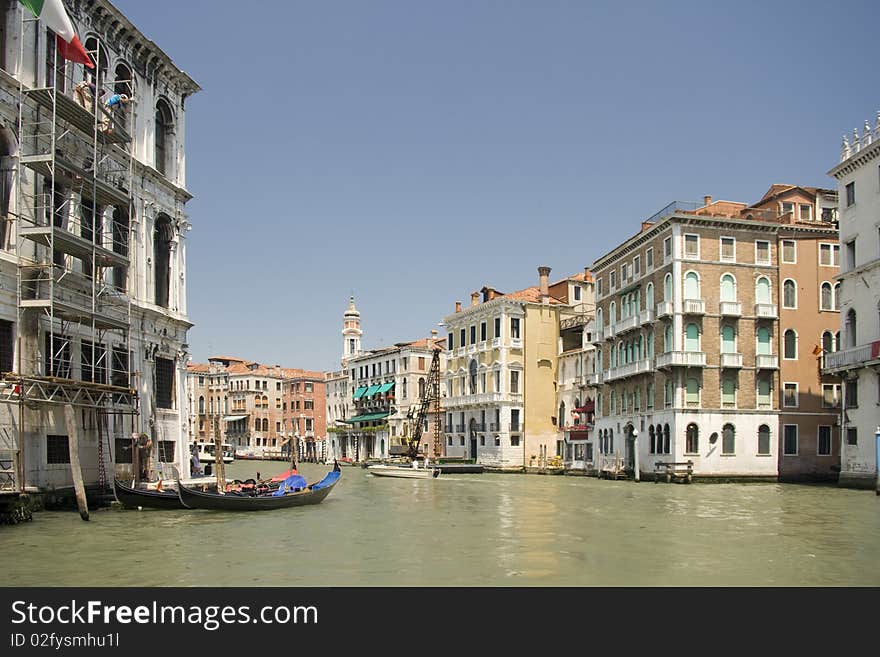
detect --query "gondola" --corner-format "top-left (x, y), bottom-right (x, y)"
top-left (176, 463), bottom-right (341, 511)
top-left (113, 478), bottom-right (186, 510)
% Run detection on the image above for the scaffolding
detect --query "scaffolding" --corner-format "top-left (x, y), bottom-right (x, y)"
top-left (0, 15), bottom-right (139, 495)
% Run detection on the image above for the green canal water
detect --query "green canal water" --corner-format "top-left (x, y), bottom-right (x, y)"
top-left (3, 461), bottom-right (880, 586)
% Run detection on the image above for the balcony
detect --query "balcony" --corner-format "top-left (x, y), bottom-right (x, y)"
top-left (510, 338), bottom-right (523, 349)
top-left (454, 347), bottom-right (466, 358)
top-left (656, 301), bottom-right (673, 318)
top-left (605, 324), bottom-right (616, 340)
top-left (467, 344), bottom-right (478, 355)
top-left (615, 315), bottom-right (640, 335)
top-left (604, 358), bottom-right (654, 382)
top-left (655, 351), bottom-right (706, 368)
top-left (587, 372), bottom-right (603, 386)
top-left (491, 337), bottom-right (502, 348)
top-left (682, 299), bottom-right (705, 315)
top-left (823, 341), bottom-right (880, 373)
top-left (639, 309), bottom-right (655, 325)
top-left (719, 302), bottom-right (742, 317)
top-left (592, 328), bottom-right (604, 343)
top-left (720, 352), bottom-right (743, 368)
top-left (455, 424), bottom-right (465, 432)
top-left (444, 392), bottom-right (523, 407)
top-left (755, 303), bottom-right (778, 319)
top-left (755, 354), bottom-right (779, 369)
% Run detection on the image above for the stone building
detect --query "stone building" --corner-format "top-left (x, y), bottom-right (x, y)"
top-left (0, 0), bottom-right (199, 493)
top-left (823, 116), bottom-right (880, 489)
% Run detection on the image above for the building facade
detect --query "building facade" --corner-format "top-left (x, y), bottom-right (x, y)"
top-left (442, 267), bottom-right (582, 470)
top-left (283, 369), bottom-right (327, 462)
top-left (0, 1), bottom-right (199, 492)
top-left (185, 361), bottom-right (230, 450)
top-left (823, 116), bottom-right (880, 489)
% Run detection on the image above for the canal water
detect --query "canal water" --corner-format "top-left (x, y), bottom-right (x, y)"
top-left (3, 461), bottom-right (879, 586)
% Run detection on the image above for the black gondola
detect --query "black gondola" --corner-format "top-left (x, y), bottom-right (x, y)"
top-left (113, 479), bottom-right (186, 510)
top-left (176, 463), bottom-right (341, 511)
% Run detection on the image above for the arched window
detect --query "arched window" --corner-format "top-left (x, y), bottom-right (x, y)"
top-left (686, 423), bottom-right (699, 454)
top-left (820, 282), bottom-right (833, 311)
top-left (559, 402), bottom-right (566, 429)
top-left (758, 424), bottom-right (771, 455)
top-left (833, 283), bottom-right (840, 311)
top-left (755, 276), bottom-right (771, 304)
top-left (649, 425), bottom-right (656, 454)
top-left (663, 424), bottom-right (670, 454)
top-left (756, 327), bottom-right (771, 355)
top-left (684, 271), bottom-right (700, 299)
top-left (783, 279), bottom-right (797, 309)
top-left (608, 428), bottom-right (613, 454)
top-left (721, 325), bottom-right (736, 353)
top-left (113, 62), bottom-right (133, 130)
top-left (646, 282), bottom-right (654, 309)
top-left (596, 307), bottom-right (603, 329)
top-left (784, 329), bottom-right (797, 359)
top-left (822, 330), bottom-right (835, 354)
top-left (720, 274), bottom-right (736, 302)
top-left (684, 323), bottom-right (700, 352)
top-left (610, 344), bottom-right (617, 367)
top-left (469, 360), bottom-right (478, 395)
top-left (262, 418), bottom-right (269, 432)
top-left (418, 377), bottom-right (426, 399)
top-left (647, 331), bottom-right (654, 358)
top-left (609, 301), bottom-right (616, 324)
top-left (845, 309), bottom-right (857, 348)
top-left (198, 396), bottom-right (204, 413)
top-left (722, 423), bottom-right (735, 455)
top-left (155, 99), bottom-right (174, 176)
top-left (664, 273), bottom-right (673, 301)
top-left (153, 214), bottom-right (173, 308)
top-left (83, 36), bottom-right (109, 96)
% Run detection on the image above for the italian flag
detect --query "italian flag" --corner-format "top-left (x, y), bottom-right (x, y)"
top-left (19, 0), bottom-right (93, 68)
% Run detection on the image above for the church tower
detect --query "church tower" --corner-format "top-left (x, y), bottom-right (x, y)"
top-left (342, 296), bottom-right (362, 366)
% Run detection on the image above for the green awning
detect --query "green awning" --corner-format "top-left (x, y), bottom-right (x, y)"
top-left (376, 382), bottom-right (395, 394)
top-left (363, 384), bottom-right (382, 397)
top-left (345, 411), bottom-right (392, 423)
top-left (352, 386), bottom-right (368, 399)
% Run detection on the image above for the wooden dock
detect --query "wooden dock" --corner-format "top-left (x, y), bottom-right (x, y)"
top-left (654, 460), bottom-right (694, 483)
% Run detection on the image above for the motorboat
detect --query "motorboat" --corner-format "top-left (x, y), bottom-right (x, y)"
top-left (196, 441), bottom-right (234, 465)
top-left (367, 460), bottom-right (440, 479)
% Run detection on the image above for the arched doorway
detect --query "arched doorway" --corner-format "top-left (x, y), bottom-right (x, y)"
top-left (469, 417), bottom-right (478, 461)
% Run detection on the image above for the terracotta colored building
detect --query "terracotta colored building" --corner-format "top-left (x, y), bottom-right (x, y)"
top-left (283, 370), bottom-right (328, 462)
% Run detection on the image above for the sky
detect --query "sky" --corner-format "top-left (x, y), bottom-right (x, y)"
top-left (112, 0), bottom-right (880, 372)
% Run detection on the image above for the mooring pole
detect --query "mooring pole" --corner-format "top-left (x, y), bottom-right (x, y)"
top-left (63, 404), bottom-right (89, 521)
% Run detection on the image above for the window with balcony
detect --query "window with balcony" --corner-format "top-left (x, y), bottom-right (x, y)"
top-left (684, 323), bottom-right (700, 352)
top-left (494, 317), bottom-right (501, 339)
top-left (510, 318), bottom-right (521, 339)
top-left (782, 240), bottom-right (796, 263)
top-left (684, 271), bottom-right (700, 299)
top-left (510, 370), bottom-right (520, 394)
top-left (783, 329), bottom-right (797, 359)
top-left (758, 424), bottom-right (771, 455)
top-left (720, 274), bottom-right (736, 303)
top-left (844, 309), bottom-right (857, 348)
top-left (609, 301), bottom-right (616, 324)
top-left (755, 276), bottom-right (771, 304)
top-left (470, 325), bottom-right (476, 345)
top-left (757, 327), bottom-right (771, 356)
top-left (722, 375), bottom-right (736, 408)
top-left (645, 282), bottom-right (654, 310)
top-left (664, 324), bottom-right (673, 353)
top-left (721, 325), bottom-right (736, 354)
top-left (783, 382), bottom-right (798, 408)
top-left (720, 237), bottom-right (736, 262)
top-left (663, 273), bottom-right (673, 302)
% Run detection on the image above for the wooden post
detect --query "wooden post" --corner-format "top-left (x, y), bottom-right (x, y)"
top-left (63, 404), bottom-right (89, 521)
top-left (213, 417), bottom-right (225, 492)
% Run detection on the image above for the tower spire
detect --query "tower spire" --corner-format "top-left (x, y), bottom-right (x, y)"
top-left (341, 295), bottom-right (363, 367)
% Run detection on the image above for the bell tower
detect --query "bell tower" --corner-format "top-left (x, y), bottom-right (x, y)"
top-left (342, 296), bottom-right (362, 366)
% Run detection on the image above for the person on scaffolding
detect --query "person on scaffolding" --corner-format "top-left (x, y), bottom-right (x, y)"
top-left (101, 92), bottom-right (132, 135)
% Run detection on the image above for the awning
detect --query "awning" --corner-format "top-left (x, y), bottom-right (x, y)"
top-left (363, 384), bottom-right (382, 397)
top-left (223, 415), bottom-right (248, 422)
top-left (352, 386), bottom-right (368, 399)
top-left (376, 382), bottom-right (395, 394)
top-left (345, 411), bottom-right (392, 423)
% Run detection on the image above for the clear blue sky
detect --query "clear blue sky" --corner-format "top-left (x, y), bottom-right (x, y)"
top-left (113, 0), bottom-right (879, 372)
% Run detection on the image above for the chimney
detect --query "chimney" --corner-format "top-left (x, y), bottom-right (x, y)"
top-left (538, 266), bottom-right (551, 303)
top-left (703, 195), bottom-right (712, 207)
top-left (470, 291), bottom-right (479, 307)
top-left (455, 300), bottom-right (462, 313)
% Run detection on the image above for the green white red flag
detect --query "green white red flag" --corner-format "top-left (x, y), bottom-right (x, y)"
top-left (19, 0), bottom-right (94, 68)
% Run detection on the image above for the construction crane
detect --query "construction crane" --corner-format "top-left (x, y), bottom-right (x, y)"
top-left (402, 346), bottom-right (442, 461)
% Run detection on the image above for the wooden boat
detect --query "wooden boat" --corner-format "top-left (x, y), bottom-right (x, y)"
top-left (113, 478), bottom-right (186, 510)
top-left (177, 463), bottom-right (341, 511)
top-left (367, 463), bottom-right (440, 479)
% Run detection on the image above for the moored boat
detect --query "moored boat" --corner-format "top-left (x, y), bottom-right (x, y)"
top-left (177, 463), bottom-right (341, 511)
top-left (367, 462), bottom-right (440, 479)
top-left (113, 478), bottom-right (186, 510)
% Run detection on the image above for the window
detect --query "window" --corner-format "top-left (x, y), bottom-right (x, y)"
top-left (647, 382), bottom-right (654, 409)
top-left (755, 240), bottom-right (770, 265)
top-left (198, 396), bottom-right (205, 414)
top-left (663, 273), bottom-right (673, 302)
top-left (845, 240), bottom-right (856, 271)
top-left (470, 325), bottom-right (476, 345)
top-left (610, 270), bottom-right (616, 289)
top-left (684, 323), bottom-right (700, 352)
top-left (596, 278), bottom-right (603, 297)
top-left (510, 409), bottom-right (520, 432)
top-left (758, 425), bottom-right (771, 455)
top-left (158, 441), bottom-right (175, 463)
top-left (755, 276), bottom-right (771, 304)
top-left (480, 322), bottom-right (487, 341)
top-left (817, 426), bottom-right (832, 456)
top-left (846, 427), bottom-right (857, 446)
top-left (664, 380), bottom-right (673, 408)
top-left (720, 274), bottom-right (736, 303)
top-left (833, 283), bottom-right (840, 310)
top-left (685, 423), bottom-right (699, 454)
top-left (684, 234), bottom-right (699, 258)
top-left (447, 332), bottom-right (454, 350)
top-left (845, 378), bottom-right (858, 408)
top-left (845, 181), bottom-right (855, 206)
top-left (47, 435), bottom-right (69, 464)
top-left (510, 435), bottom-right (520, 447)
top-left (633, 255), bottom-right (641, 276)
top-left (756, 327), bottom-right (771, 356)
top-left (494, 317), bottom-right (501, 339)
top-left (115, 438), bottom-right (133, 464)
top-left (783, 330), bottom-right (797, 359)
top-left (663, 237), bottom-right (672, 259)
top-left (153, 214), bottom-right (173, 308)
top-left (304, 400), bottom-right (314, 410)
top-left (81, 340), bottom-right (107, 384)
top-left (646, 283), bottom-right (654, 309)
top-left (646, 248), bottom-right (653, 269)
top-left (111, 205), bottom-right (129, 290)
top-left (782, 240), bottom-right (796, 263)
top-left (822, 383), bottom-right (840, 408)
top-left (783, 382), bottom-right (798, 408)
top-left (155, 100), bottom-right (173, 176)
top-left (305, 382), bottom-right (313, 393)
top-left (664, 324), bottom-right (673, 353)
top-left (721, 325), bottom-right (736, 354)
top-left (783, 425), bottom-right (798, 456)
top-left (822, 331), bottom-right (836, 354)
top-left (722, 424), bottom-right (735, 455)
top-left (510, 318), bottom-right (520, 339)
top-left (757, 377), bottom-right (772, 408)
top-left (155, 357), bottom-right (174, 409)
top-left (819, 243), bottom-right (840, 267)
top-left (820, 283), bottom-right (833, 311)
top-left (510, 370), bottom-right (520, 394)
top-left (845, 309), bottom-right (857, 348)
top-left (684, 271), bottom-right (700, 299)
top-left (780, 201), bottom-right (794, 217)
top-left (720, 237), bottom-right (735, 262)
top-left (469, 360), bottom-right (478, 395)
top-left (685, 377), bottom-right (700, 407)
top-left (799, 204), bottom-right (811, 222)
top-left (721, 376), bottom-right (736, 407)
